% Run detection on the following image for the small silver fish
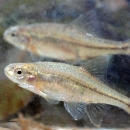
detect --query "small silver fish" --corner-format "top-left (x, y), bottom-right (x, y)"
top-left (3, 11), bottom-right (130, 61)
top-left (4, 55), bottom-right (130, 127)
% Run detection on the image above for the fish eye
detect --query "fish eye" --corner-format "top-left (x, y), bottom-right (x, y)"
top-left (11, 33), bottom-right (15, 36)
top-left (11, 32), bottom-right (17, 37)
top-left (14, 68), bottom-right (24, 78)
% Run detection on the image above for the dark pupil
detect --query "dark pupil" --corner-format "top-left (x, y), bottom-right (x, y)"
top-left (17, 70), bottom-right (22, 75)
top-left (11, 33), bottom-right (15, 36)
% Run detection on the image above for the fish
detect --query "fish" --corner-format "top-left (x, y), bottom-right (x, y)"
top-left (4, 55), bottom-right (130, 127)
top-left (3, 10), bottom-right (130, 61)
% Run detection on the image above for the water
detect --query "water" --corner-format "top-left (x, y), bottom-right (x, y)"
top-left (0, 0), bottom-right (130, 129)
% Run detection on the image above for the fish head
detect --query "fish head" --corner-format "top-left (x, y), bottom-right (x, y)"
top-left (3, 26), bottom-right (30, 50)
top-left (4, 63), bottom-right (38, 91)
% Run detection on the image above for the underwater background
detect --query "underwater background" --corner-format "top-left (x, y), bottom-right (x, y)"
top-left (0, 0), bottom-right (130, 129)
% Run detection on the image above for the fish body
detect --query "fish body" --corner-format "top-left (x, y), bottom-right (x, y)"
top-left (3, 23), bottom-right (130, 61)
top-left (4, 55), bottom-right (130, 126)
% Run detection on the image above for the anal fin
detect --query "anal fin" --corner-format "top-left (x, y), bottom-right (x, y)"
top-left (85, 104), bottom-right (110, 127)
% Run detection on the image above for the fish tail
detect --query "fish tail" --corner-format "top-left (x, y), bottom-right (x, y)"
top-left (123, 40), bottom-right (130, 54)
top-left (117, 93), bottom-right (130, 115)
top-left (121, 103), bottom-right (130, 115)
top-left (128, 104), bottom-right (130, 114)
top-left (127, 104), bottom-right (130, 115)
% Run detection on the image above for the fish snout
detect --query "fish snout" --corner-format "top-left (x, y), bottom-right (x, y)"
top-left (3, 26), bottom-right (20, 42)
top-left (3, 29), bottom-right (10, 41)
top-left (4, 64), bottom-right (15, 78)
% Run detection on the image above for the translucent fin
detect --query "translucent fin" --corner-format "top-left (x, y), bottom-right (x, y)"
top-left (64, 102), bottom-right (85, 120)
top-left (81, 55), bottom-right (113, 82)
top-left (28, 42), bottom-right (44, 62)
top-left (30, 51), bottom-right (63, 62)
top-left (30, 51), bottom-right (43, 62)
top-left (39, 91), bottom-right (59, 104)
top-left (45, 97), bottom-right (59, 104)
top-left (71, 9), bottom-right (101, 37)
top-left (85, 104), bottom-right (110, 127)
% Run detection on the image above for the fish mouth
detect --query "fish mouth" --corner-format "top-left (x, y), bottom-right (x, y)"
top-left (3, 29), bottom-right (10, 42)
top-left (3, 27), bottom-right (14, 41)
top-left (3, 30), bottom-right (7, 40)
top-left (4, 64), bottom-right (24, 84)
top-left (4, 64), bottom-right (15, 78)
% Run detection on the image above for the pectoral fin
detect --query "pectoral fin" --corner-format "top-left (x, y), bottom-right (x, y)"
top-left (39, 91), bottom-right (59, 104)
top-left (64, 102), bottom-right (85, 120)
top-left (45, 97), bottom-right (59, 104)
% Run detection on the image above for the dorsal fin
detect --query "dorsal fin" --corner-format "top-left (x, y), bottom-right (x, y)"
top-left (81, 55), bottom-right (113, 82)
top-left (70, 9), bottom-right (101, 37)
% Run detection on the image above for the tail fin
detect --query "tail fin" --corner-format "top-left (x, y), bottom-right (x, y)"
top-left (120, 103), bottom-right (130, 115)
top-left (123, 40), bottom-right (130, 54)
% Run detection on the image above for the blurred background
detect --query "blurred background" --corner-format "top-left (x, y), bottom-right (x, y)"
top-left (0, 0), bottom-right (130, 129)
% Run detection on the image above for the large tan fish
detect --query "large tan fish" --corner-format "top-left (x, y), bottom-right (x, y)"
top-left (3, 11), bottom-right (130, 61)
top-left (4, 55), bottom-right (130, 127)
